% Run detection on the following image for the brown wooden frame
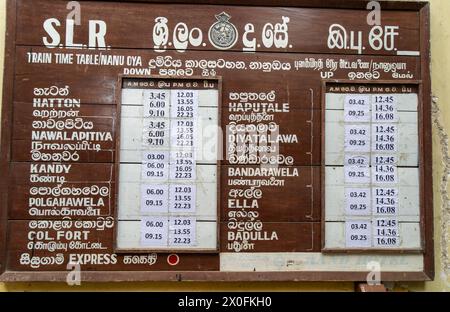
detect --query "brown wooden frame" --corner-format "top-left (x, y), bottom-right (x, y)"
top-left (0, 0), bottom-right (17, 279)
top-left (113, 75), bottom-right (222, 254)
top-left (0, 0), bottom-right (433, 282)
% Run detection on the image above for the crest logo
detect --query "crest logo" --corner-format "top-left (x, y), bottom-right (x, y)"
top-left (208, 12), bottom-right (238, 50)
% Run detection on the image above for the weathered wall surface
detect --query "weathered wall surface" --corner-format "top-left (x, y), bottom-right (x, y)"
top-left (0, 0), bottom-right (448, 291)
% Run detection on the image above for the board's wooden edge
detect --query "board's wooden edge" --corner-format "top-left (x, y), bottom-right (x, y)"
top-left (0, 270), bottom-right (432, 282)
top-left (419, 2), bottom-right (434, 281)
top-left (0, 0), bottom-right (17, 277)
top-left (89, 0), bottom-right (429, 11)
top-left (0, 0), bottom-right (433, 283)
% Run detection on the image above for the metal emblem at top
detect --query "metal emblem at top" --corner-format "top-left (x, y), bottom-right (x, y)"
top-left (208, 12), bottom-right (239, 50)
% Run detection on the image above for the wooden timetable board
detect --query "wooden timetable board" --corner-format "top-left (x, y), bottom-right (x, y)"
top-left (0, 0), bottom-right (433, 282)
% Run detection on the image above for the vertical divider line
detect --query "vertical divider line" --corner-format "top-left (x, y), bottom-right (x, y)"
top-left (168, 89), bottom-right (172, 245)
